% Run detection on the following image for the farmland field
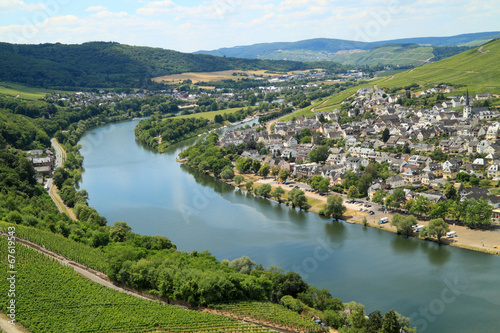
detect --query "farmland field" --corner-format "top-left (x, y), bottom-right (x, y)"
top-left (0, 81), bottom-right (55, 100)
top-left (0, 236), bottom-right (273, 333)
top-left (177, 106), bottom-right (257, 121)
top-left (152, 69), bottom-right (318, 85)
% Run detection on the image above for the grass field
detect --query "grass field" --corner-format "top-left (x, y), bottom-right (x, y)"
top-left (152, 69), bottom-right (317, 85)
top-left (374, 39), bottom-right (500, 94)
top-left (0, 81), bottom-right (56, 100)
top-left (332, 45), bottom-right (434, 66)
top-left (176, 106), bottom-right (257, 121)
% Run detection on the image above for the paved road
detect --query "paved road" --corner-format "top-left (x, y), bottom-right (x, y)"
top-left (50, 138), bottom-right (64, 168)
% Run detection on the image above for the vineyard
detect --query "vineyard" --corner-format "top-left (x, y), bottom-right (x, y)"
top-left (210, 302), bottom-right (324, 332)
top-left (0, 237), bottom-right (276, 333)
top-left (0, 222), bottom-right (108, 272)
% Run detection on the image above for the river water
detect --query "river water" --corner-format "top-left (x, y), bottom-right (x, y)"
top-left (79, 119), bottom-right (500, 332)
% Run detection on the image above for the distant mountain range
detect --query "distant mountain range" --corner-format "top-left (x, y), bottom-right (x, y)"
top-left (195, 32), bottom-right (500, 65)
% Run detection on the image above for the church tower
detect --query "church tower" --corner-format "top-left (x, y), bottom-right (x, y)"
top-left (463, 89), bottom-right (471, 119)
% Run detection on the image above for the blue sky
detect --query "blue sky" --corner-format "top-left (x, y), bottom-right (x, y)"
top-left (0, 0), bottom-right (499, 53)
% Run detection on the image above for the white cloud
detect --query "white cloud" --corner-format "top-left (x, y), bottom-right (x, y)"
top-left (92, 11), bottom-right (129, 19)
top-left (0, 0), bottom-right (45, 13)
top-left (86, 6), bottom-right (107, 12)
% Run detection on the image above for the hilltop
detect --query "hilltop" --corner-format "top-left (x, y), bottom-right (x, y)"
top-left (195, 32), bottom-right (500, 65)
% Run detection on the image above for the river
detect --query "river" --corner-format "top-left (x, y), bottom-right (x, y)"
top-left (79, 119), bottom-right (500, 332)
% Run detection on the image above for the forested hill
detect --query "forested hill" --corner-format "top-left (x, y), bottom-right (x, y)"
top-left (0, 42), bottom-right (321, 90)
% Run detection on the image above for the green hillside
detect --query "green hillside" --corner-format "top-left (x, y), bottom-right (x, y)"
top-left (375, 39), bottom-right (500, 93)
top-left (0, 42), bottom-right (317, 90)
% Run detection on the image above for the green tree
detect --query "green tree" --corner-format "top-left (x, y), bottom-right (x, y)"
top-left (258, 163), bottom-right (270, 178)
top-left (289, 188), bottom-right (309, 210)
top-left (320, 195), bottom-right (346, 221)
top-left (347, 185), bottom-right (359, 199)
top-left (254, 183), bottom-right (272, 198)
top-left (382, 310), bottom-right (401, 333)
top-left (228, 256), bottom-right (256, 274)
top-left (271, 186), bottom-right (285, 203)
top-left (245, 181), bottom-right (254, 192)
top-left (428, 218), bottom-right (450, 243)
top-left (251, 159), bottom-right (261, 174)
top-left (367, 310), bottom-right (383, 333)
top-left (234, 175), bottom-right (244, 186)
top-left (429, 200), bottom-right (450, 219)
top-left (278, 168), bottom-right (291, 182)
top-left (444, 183), bottom-right (457, 201)
top-left (390, 214), bottom-right (417, 237)
top-left (392, 188), bottom-right (406, 208)
top-left (462, 198), bottom-right (493, 227)
top-left (373, 189), bottom-right (387, 205)
top-left (271, 165), bottom-right (280, 178)
top-left (382, 128), bottom-right (390, 143)
top-left (220, 166), bottom-right (234, 180)
top-left (409, 195), bottom-right (431, 215)
top-left (309, 145), bottom-right (330, 163)
top-left (110, 221), bottom-right (132, 242)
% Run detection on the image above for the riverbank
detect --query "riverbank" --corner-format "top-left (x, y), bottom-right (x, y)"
top-left (216, 171), bottom-right (500, 257)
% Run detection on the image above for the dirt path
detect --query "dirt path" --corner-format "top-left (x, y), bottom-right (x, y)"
top-left (0, 312), bottom-right (29, 333)
top-left (478, 46), bottom-right (489, 54)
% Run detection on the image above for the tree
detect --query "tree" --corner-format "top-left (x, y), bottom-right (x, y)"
top-left (254, 183), bottom-right (272, 198)
top-left (234, 175), bottom-right (244, 186)
top-left (382, 310), bottom-right (401, 333)
top-left (271, 165), bottom-right (280, 178)
top-left (462, 198), bottom-right (493, 227)
top-left (278, 168), bottom-right (291, 182)
top-left (382, 128), bottom-right (390, 143)
top-left (309, 145), bottom-right (330, 163)
top-left (367, 310), bottom-right (383, 333)
top-left (347, 185), bottom-right (359, 199)
top-left (251, 159), bottom-right (261, 174)
top-left (236, 157), bottom-right (251, 173)
top-left (271, 186), bottom-right (285, 203)
top-left (391, 188), bottom-right (406, 208)
top-left (408, 195), bottom-right (431, 215)
top-left (258, 163), bottom-right (270, 178)
top-left (52, 167), bottom-right (69, 189)
top-left (429, 200), bottom-right (450, 219)
top-left (289, 188), bottom-right (309, 210)
top-left (110, 221), bottom-right (132, 242)
top-left (310, 175), bottom-right (329, 192)
top-left (444, 183), bottom-right (457, 201)
top-left (428, 218), bottom-right (450, 243)
top-left (228, 256), bottom-right (256, 274)
top-left (390, 214), bottom-right (417, 237)
top-left (373, 190), bottom-right (387, 205)
top-left (245, 181), bottom-right (254, 192)
top-left (220, 166), bottom-right (234, 180)
top-left (320, 195), bottom-right (346, 221)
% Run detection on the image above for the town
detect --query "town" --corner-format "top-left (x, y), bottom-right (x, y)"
top-left (217, 86), bottom-right (500, 225)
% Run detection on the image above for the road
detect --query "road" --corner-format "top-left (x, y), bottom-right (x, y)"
top-left (50, 138), bottom-right (65, 168)
top-left (49, 139), bottom-right (77, 221)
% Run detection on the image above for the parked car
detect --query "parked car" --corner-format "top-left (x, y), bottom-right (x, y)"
top-left (380, 217), bottom-right (389, 224)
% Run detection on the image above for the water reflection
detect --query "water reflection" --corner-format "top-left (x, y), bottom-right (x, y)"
top-left (419, 241), bottom-right (451, 266)
top-left (391, 235), bottom-right (419, 253)
top-left (324, 220), bottom-right (346, 244)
